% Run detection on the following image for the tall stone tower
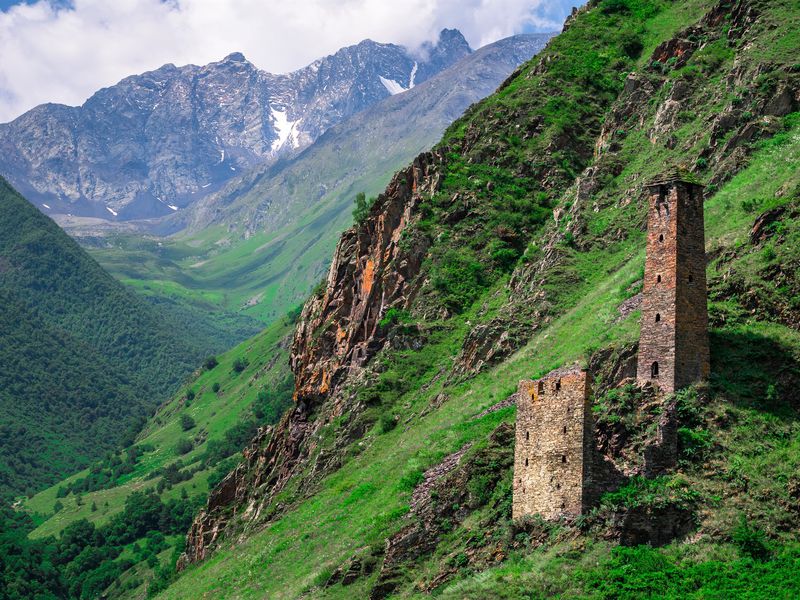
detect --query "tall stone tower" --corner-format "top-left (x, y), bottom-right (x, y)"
top-left (513, 365), bottom-right (592, 520)
top-left (637, 171), bottom-right (709, 394)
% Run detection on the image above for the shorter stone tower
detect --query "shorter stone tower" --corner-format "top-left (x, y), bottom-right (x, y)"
top-left (513, 366), bottom-right (592, 520)
top-left (637, 171), bottom-right (709, 394)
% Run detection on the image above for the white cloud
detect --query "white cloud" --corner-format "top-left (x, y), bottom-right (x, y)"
top-left (0, 0), bottom-right (571, 123)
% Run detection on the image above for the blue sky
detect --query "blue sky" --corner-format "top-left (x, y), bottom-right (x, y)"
top-left (0, 0), bottom-right (574, 122)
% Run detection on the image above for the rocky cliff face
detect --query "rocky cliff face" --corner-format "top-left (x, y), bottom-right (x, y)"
top-left (290, 151), bottom-right (444, 405)
top-left (0, 30), bottom-right (470, 220)
top-left (180, 150), bottom-right (447, 565)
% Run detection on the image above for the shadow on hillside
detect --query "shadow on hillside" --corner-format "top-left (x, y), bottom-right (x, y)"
top-left (710, 328), bottom-right (800, 417)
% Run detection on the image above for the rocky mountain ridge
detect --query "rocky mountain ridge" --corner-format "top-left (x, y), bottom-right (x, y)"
top-left (0, 30), bottom-right (471, 220)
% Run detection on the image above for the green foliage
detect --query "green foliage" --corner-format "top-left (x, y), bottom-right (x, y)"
top-left (379, 413), bottom-right (398, 434)
top-left (732, 516), bottom-right (771, 561)
top-left (204, 356), bottom-right (219, 370)
top-left (430, 249), bottom-right (487, 313)
top-left (174, 439), bottom-right (193, 456)
top-left (352, 192), bottom-right (377, 225)
top-left (0, 489), bottom-right (203, 600)
top-left (232, 357), bottom-right (249, 373)
top-left (180, 415), bottom-right (196, 432)
top-left (0, 178), bottom-right (210, 496)
top-left (253, 376), bottom-right (293, 422)
top-left (600, 476), bottom-right (700, 510)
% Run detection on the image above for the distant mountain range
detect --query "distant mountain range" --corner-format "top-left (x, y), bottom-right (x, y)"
top-left (77, 32), bottom-right (554, 325)
top-left (0, 30), bottom-right (471, 221)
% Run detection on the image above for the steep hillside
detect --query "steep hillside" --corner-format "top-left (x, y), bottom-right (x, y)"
top-left (0, 178), bottom-right (213, 496)
top-left (84, 33), bottom-right (552, 325)
top-left (5, 315), bottom-right (294, 599)
top-left (151, 0), bottom-right (800, 597)
top-left (0, 31), bottom-right (469, 221)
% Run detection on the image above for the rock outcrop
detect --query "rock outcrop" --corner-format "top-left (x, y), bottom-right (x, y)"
top-left (291, 150), bottom-right (444, 405)
top-left (180, 150), bottom-right (446, 566)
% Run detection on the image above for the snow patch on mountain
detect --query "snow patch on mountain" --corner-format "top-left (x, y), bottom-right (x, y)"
top-left (270, 108), bottom-right (299, 152)
top-left (409, 62), bottom-right (418, 88)
top-left (379, 76), bottom-right (407, 96)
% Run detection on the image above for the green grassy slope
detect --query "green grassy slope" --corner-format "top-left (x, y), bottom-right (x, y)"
top-left (19, 315), bottom-right (293, 596)
top-left (0, 178), bottom-right (219, 496)
top-left (155, 0), bottom-right (800, 597)
top-left (161, 109), bottom-right (800, 600)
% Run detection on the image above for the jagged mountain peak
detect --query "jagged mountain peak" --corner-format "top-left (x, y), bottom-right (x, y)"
top-left (0, 29), bottom-right (472, 222)
top-left (222, 51), bottom-right (248, 63)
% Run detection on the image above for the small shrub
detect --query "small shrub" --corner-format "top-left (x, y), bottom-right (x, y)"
top-left (175, 439), bottom-right (193, 455)
top-left (678, 427), bottom-right (712, 460)
top-left (204, 356), bottom-right (218, 370)
top-left (352, 192), bottom-right (377, 225)
top-left (620, 32), bottom-right (644, 59)
top-left (379, 413), bottom-right (398, 433)
top-left (430, 249), bottom-right (487, 313)
top-left (180, 414), bottom-right (196, 432)
top-left (185, 389), bottom-right (196, 403)
top-left (398, 468), bottom-right (424, 491)
top-left (601, 0), bottom-right (632, 15)
top-left (732, 516), bottom-right (771, 560)
top-left (232, 357), bottom-right (249, 373)
top-left (379, 307), bottom-right (413, 329)
top-left (212, 382), bottom-right (220, 393)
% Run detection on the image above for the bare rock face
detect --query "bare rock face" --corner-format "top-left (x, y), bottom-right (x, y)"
top-left (180, 150), bottom-right (446, 566)
top-left (291, 150), bottom-right (444, 404)
top-left (0, 31), bottom-right (470, 220)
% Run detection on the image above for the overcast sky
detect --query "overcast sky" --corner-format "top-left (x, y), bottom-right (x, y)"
top-left (0, 0), bottom-right (573, 123)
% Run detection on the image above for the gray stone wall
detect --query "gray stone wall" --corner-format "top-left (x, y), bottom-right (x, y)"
top-left (513, 366), bottom-right (591, 520)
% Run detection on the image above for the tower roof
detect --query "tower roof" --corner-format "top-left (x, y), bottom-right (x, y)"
top-left (647, 166), bottom-right (704, 188)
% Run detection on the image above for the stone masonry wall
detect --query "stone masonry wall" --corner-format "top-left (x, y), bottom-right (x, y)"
top-left (637, 178), bottom-right (709, 393)
top-left (513, 365), bottom-right (592, 520)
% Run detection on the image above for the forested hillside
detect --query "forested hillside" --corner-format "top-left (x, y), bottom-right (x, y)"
top-left (0, 178), bottom-right (210, 496)
top-left (2, 314), bottom-right (293, 598)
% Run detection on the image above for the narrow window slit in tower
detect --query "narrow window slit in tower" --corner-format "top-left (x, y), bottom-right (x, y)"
top-left (525, 457), bottom-right (529, 466)
top-left (651, 362), bottom-right (659, 378)
top-left (657, 274), bottom-right (661, 283)
top-left (555, 379), bottom-right (561, 391)
top-left (561, 455), bottom-right (567, 463)
top-left (659, 234), bottom-right (664, 243)
top-left (655, 313), bottom-right (661, 322)
top-left (563, 425), bottom-right (567, 434)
